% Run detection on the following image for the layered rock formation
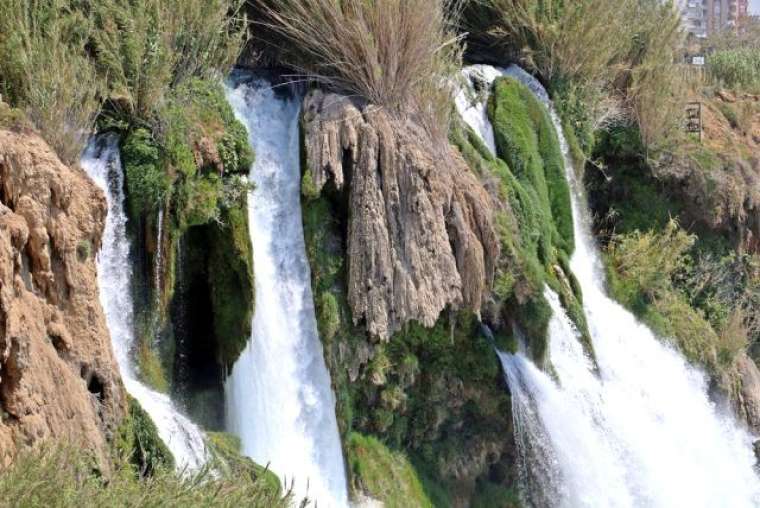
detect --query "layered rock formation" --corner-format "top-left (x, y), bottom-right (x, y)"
top-left (0, 129), bottom-right (125, 466)
top-left (736, 353), bottom-right (760, 435)
top-left (302, 90), bottom-right (500, 339)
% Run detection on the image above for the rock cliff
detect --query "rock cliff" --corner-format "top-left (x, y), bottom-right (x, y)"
top-left (302, 90), bottom-right (500, 339)
top-left (0, 129), bottom-right (126, 466)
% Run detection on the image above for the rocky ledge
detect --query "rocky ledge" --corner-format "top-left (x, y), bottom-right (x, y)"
top-left (0, 129), bottom-right (125, 466)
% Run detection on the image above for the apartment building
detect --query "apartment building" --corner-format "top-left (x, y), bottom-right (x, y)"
top-left (679, 0), bottom-right (749, 37)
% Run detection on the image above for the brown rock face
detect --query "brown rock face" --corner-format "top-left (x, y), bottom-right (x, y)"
top-left (302, 90), bottom-right (500, 339)
top-left (735, 354), bottom-right (760, 434)
top-left (0, 129), bottom-right (126, 466)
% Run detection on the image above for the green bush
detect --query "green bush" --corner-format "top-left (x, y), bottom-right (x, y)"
top-left (122, 128), bottom-right (171, 217)
top-left (708, 48), bottom-right (760, 92)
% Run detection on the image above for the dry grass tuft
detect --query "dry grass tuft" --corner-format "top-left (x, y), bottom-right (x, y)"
top-left (253, 0), bottom-right (464, 139)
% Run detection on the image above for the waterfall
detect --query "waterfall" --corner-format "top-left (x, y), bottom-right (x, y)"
top-left (154, 206), bottom-right (164, 294)
top-left (458, 66), bottom-right (760, 507)
top-left (223, 75), bottom-right (349, 507)
top-left (81, 135), bottom-right (208, 472)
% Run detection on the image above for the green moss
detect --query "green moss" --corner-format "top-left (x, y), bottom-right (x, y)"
top-left (471, 480), bottom-right (521, 508)
top-left (206, 432), bottom-right (282, 497)
top-left (136, 336), bottom-right (170, 393)
top-left (489, 76), bottom-right (574, 254)
top-left (301, 168), bottom-right (321, 201)
top-left (207, 202), bottom-right (254, 369)
top-left (116, 396), bottom-right (175, 476)
top-left (318, 291), bottom-right (340, 343)
top-left (347, 433), bottom-right (434, 508)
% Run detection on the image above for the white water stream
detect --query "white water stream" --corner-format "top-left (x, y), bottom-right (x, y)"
top-left (223, 76), bottom-right (349, 507)
top-left (81, 135), bottom-right (208, 472)
top-left (457, 65), bottom-right (760, 507)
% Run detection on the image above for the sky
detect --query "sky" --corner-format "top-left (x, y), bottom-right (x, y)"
top-left (753, 0), bottom-right (760, 15)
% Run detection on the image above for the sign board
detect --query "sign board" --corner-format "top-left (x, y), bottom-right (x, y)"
top-left (692, 56), bottom-right (705, 66)
top-left (685, 102), bottom-right (702, 140)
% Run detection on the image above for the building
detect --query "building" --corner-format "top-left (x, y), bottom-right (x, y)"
top-left (679, 0), bottom-right (749, 37)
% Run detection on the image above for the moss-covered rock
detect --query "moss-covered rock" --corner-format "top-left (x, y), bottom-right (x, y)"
top-left (118, 77), bottom-right (255, 402)
top-left (489, 77), bottom-right (574, 255)
top-left (206, 432), bottom-right (281, 497)
top-left (207, 203), bottom-right (254, 369)
top-left (347, 432), bottom-right (435, 508)
top-left (115, 396), bottom-right (175, 477)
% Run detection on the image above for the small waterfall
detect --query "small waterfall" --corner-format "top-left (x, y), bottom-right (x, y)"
top-left (81, 135), bottom-right (207, 472)
top-left (223, 75), bottom-right (349, 507)
top-left (154, 206), bottom-right (164, 294)
top-left (458, 66), bottom-right (760, 507)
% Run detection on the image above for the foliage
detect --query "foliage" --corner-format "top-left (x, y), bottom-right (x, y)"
top-left (707, 48), bottom-right (760, 93)
top-left (0, 0), bottom-right (100, 163)
top-left (608, 219), bottom-right (695, 303)
top-left (347, 433), bottom-right (434, 508)
top-left (605, 220), bottom-right (753, 373)
top-left (473, 0), bottom-right (686, 152)
top-left (116, 396), bottom-right (174, 476)
top-left (254, 0), bottom-right (463, 139)
top-left (206, 432), bottom-right (282, 497)
top-left (0, 445), bottom-right (288, 508)
top-left (90, 0), bottom-right (247, 121)
top-left (122, 128), bottom-right (170, 217)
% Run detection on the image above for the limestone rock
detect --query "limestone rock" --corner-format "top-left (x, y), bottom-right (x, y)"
top-left (302, 90), bottom-right (499, 339)
top-left (0, 129), bottom-right (126, 466)
top-left (736, 353), bottom-right (760, 434)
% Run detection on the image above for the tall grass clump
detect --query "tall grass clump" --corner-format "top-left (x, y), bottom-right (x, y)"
top-left (91, 0), bottom-right (248, 122)
top-left (0, 445), bottom-right (290, 508)
top-left (254, 0), bottom-right (463, 138)
top-left (474, 0), bottom-right (686, 151)
top-left (707, 49), bottom-right (760, 93)
top-left (0, 0), bottom-right (100, 164)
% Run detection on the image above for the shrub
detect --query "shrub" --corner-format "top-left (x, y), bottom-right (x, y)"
top-left (90, 0), bottom-right (248, 121)
top-left (0, 0), bottom-right (100, 164)
top-left (708, 48), bottom-right (760, 92)
top-left (475, 0), bottom-right (686, 151)
top-left (254, 0), bottom-right (463, 139)
top-left (608, 219), bottom-right (694, 302)
top-left (121, 128), bottom-right (171, 217)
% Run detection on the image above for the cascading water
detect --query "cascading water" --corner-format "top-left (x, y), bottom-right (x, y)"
top-left (458, 66), bottom-right (760, 507)
top-left (81, 135), bottom-right (207, 472)
top-left (223, 75), bottom-right (349, 507)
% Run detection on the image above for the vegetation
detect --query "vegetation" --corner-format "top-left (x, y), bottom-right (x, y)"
top-left (707, 49), bottom-right (760, 93)
top-left (253, 0), bottom-right (463, 139)
top-left (470, 0), bottom-right (686, 152)
top-left (347, 433), bottom-right (434, 508)
top-left (302, 179), bottom-right (514, 504)
top-left (0, 446), bottom-right (287, 508)
top-left (0, 0), bottom-right (100, 163)
top-left (90, 0), bottom-right (246, 122)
